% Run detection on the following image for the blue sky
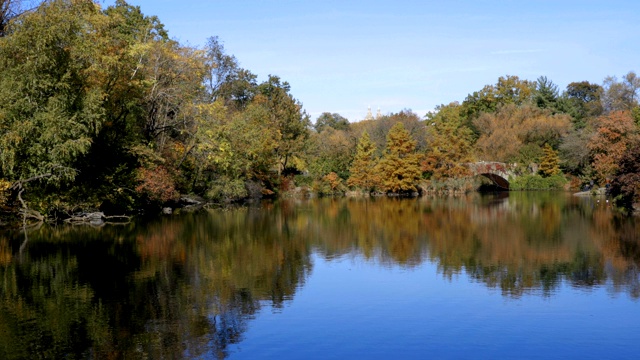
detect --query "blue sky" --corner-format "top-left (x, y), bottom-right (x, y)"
top-left (100, 0), bottom-right (639, 122)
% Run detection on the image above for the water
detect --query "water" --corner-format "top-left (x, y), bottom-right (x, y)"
top-left (1, 192), bottom-right (639, 359)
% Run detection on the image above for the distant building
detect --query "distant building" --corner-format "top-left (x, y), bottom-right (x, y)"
top-left (364, 106), bottom-right (382, 121)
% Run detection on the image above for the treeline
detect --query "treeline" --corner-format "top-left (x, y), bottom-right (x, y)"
top-left (1, 0), bottom-right (639, 221)
top-left (0, 0), bottom-right (311, 220)
top-left (306, 74), bottom-right (640, 211)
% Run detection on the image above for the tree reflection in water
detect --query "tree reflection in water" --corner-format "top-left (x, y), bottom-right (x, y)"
top-left (0, 192), bottom-right (639, 358)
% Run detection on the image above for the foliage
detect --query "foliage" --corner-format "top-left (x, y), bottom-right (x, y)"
top-left (609, 138), bottom-right (640, 211)
top-left (305, 127), bottom-right (354, 180)
top-left (587, 110), bottom-right (638, 183)
top-left (135, 166), bottom-right (178, 203)
top-left (534, 76), bottom-right (559, 111)
top-left (0, 0), bottom-right (106, 186)
top-left (314, 112), bottom-right (349, 132)
top-left (423, 102), bottom-right (474, 179)
top-left (539, 144), bottom-right (560, 177)
top-left (559, 128), bottom-right (593, 175)
top-left (314, 172), bottom-right (346, 196)
top-left (601, 71), bottom-right (640, 113)
top-left (378, 123), bottom-right (421, 194)
top-left (255, 75), bottom-right (311, 174)
top-left (563, 81), bottom-right (603, 128)
top-left (510, 174), bottom-right (567, 190)
top-left (206, 176), bottom-right (248, 202)
top-left (474, 104), bottom-right (571, 163)
top-left (347, 130), bottom-right (379, 191)
top-left (461, 75), bottom-right (535, 132)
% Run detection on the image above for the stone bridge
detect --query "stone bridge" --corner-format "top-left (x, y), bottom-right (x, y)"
top-left (466, 162), bottom-right (518, 190)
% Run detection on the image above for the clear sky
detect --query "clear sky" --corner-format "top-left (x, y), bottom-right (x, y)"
top-left (100, 0), bottom-right (639, 122)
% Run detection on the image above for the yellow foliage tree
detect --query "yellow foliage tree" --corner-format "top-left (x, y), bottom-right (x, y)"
top-left (378, 123), bottom-right (421, 194)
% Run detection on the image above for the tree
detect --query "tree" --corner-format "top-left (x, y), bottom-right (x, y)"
top-left (602, 71), bottom-right (640, 113)
top-left (0, 0), bottom-right (39, 37)
top-left (562, 81), bottom-right (603, 128)
top-left (559, 128), bottom-right (593, 175)
top-left (423, 102), bottom-right (474, 179)
top-left (534, 76), bottom-right (559, 111)
top-left (306, 127), bottom-right (353, 180)
top-left (473, 104), bottom-right (571, 164)
top-left (539, 144), bottom-right (560, 177)
top-left (255, 75), bottom-right (311, 174)
top-left (609, 137), bottom-right (640, 211)
top-left (588, 110), bottom-right (638, 183)
top-left (378, 123), bottom-right (421, 194)
top-left (347, 130), bottom-right (379, 191)
top-left (0, 0), bottom-right (108, 188)
top-left (314, 112), bottom-right (349, 132)
top-left (461, 75), bottom-right (535, 135)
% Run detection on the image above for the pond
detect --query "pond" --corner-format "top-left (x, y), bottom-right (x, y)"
top-left (1, 192), bottom-right (639, 359)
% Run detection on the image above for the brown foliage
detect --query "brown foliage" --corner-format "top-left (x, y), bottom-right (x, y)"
top-left (588, 110), bottom-right (638, 183)
top-left (474, 104), bottom-right (571, 163)
top-left (135, 166), bottom-right (179, 203)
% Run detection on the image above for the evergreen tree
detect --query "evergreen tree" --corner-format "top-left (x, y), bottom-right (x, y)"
top-left (378, 123), bottom-right (421, 193)
top-left (347, 131), bottom-right (379, 191)
top-left (539, 143), bottom-right (560, 177)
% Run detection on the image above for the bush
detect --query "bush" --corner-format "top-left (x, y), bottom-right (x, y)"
top-left (206, 177), bottom-right (248, 203)
top-left (510, 174), bottom-right (567, 190)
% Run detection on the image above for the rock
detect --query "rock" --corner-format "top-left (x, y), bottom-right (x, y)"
top-left (162, 207), bottom-right (173, 215)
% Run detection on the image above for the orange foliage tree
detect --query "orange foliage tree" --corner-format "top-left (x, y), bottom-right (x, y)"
top-left (588, 110), bottom-right (638, 183)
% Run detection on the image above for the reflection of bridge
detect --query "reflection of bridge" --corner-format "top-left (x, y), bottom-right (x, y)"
top-left (466, 162), bottom-right (517, 190)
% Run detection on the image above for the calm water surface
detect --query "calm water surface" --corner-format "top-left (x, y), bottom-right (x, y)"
top-left (1, 192), bottom-right (639, 359)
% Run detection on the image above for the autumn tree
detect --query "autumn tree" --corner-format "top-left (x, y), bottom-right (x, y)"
top-left (609, 137), bottom-right (640, 211)
top-left (378, 123), bottom-right (421, 194)
top-left (588, 110), bottom-right (638, 183)
top-left (474, 104), bottom-right (571, 165)
top-left (347, 130), bottom-right (379, 191)
top-left (539, 144), bottom-right (560, 177)
top-left (306, 127), bottom-right (354, 180)
top-left (461, 75), bottom-right (535, 133)
top-left (423, 102), bottom-right (474, 179)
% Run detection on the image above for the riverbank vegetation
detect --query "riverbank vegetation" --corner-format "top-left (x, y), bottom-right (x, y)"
top-left (1, 0), bottom-right (639, 225)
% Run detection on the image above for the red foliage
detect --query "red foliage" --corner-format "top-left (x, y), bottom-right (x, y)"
top-left (135, 166), bottom-right (178, 203)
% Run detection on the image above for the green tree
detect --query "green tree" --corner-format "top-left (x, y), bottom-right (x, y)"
top-left (314, 112), bottom-right (350, 132)
top-left (534, 76), bottom-right (559, 111)
top-left (256, 75), bottom-right (311, 174)
top-left (562, 81), bottom-right (603, 128)
top-left (378, 123), bottom-right (421, 194)
top-left (539, 143), bottom-right (560, 177)
top-left (347, 130), bottom-right (379, 191)
top-left (0, 0), bottom-right (107, 188)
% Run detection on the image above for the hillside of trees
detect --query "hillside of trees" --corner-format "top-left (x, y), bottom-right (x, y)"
top-left (1, 0), bottom-right (639, 225)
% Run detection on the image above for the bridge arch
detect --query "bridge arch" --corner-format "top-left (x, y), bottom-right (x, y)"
top-left (466, 162), bottom-right (516, 190)
top-left (477, 173), bottom-right (510, 189)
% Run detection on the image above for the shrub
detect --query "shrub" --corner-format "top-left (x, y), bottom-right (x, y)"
top-left (135, 166), bottom-right (179, 203)
top-left (206, 177), bottom-right (248, 203)
top-left (510, 174), bottom-right (567, 190)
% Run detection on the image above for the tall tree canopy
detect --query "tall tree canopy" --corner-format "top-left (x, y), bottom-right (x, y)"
top-left (378, 123), bottom-right (421, 194)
